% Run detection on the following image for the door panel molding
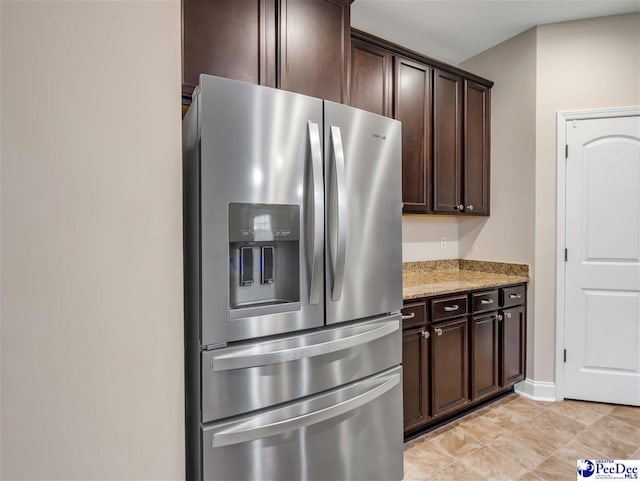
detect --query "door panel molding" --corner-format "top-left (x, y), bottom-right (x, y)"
top-left (555, 106), bottom-right (640, 402)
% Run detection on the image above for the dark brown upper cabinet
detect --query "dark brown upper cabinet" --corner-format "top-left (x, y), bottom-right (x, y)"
top-left (350, 30), bottom-right (493, 217)
top-left (278, 0), bottom-right (350, 103)
top-left (394, 57), bottom-right (432, 213)
top-left (433, 75), bottom-right (491, 215)
top-left (350, 37), bottom-right (392, 117)
top-left (464, 80), bottom-right (491, 215)
top-left (182, 0), bottom-right (350, 104)
top-left (433, 69), bottom-right (463, 214)
top-left (182, 0), bottom-right (276, 101)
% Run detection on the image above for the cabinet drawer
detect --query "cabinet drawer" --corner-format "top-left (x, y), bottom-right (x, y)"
top-left (501, 285), bottom-right (525, 308)
top-left (431, 295), bottom-right (468, 322)
top-left (471, 290), bottom-right (499, 313)
top-left (402, 301), bottom-right (427, 330)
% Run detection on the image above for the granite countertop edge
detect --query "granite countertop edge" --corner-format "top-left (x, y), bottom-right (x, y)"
top-left (402, 259), bottom-right (530, 300)
top-left (403, 274), bottom-right (530, 300)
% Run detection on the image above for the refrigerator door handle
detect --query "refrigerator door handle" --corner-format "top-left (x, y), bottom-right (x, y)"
top-left (329, 126), bottom-right (348, 301)
top-left (211, 317), bottom-right (400, 371)
top-left (211, 372), bottom-right (400, 447)
top-left (307, 121), bottom-right (324, 305)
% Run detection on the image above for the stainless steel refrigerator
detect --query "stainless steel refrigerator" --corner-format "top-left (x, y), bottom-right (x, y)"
top-left (183, 74), bottom-right (403, 481)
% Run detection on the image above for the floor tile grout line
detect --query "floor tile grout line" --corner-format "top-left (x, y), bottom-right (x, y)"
top-left (403, 395), bottom-right (639, 481)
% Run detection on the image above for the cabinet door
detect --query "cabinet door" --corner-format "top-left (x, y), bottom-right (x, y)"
top-left (182, 0), bottom-right (276, 100)
top-left (402, 328), bottom-right (430, 432)
top-left (464, 80), bottom-right (490, 215)
top-left (350, 38), bottom-right (392, 117)
top-left (431, 317), bottom-right (468, 417)
top-left (278, 0), bottom-right (350, 103)
top-left (433, 69), bottom-right (463, 213)
top-left (470, 312), bottom-right (500, 401)
top-left (394, 57), bottom-right (432, 213)
top-left (501, 305), bottom-right (526, 387)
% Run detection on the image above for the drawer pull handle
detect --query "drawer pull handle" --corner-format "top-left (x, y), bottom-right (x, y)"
top-left (509, 293), bottom-right (522, 299)
top-left (480, 299), bottom-right (494, 305)
top-left (435, 328), bottom-right (443, 336)
top-left (211, 372), bottom-right (400, 447)
top-left (212, 317), bottom-right (399, 371)
top-left (402, 312), bottom-right (416, 320)
top-left (443, 305), bottom-right (459, 312)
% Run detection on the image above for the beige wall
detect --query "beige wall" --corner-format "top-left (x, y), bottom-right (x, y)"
top-left (402, 216), bottom-right (458, 261)
top-left (459, 28), bottom-right (537, 375)
top-left (533, 13), bottom-right (640, 382)
top-left (458, 28), bottom-right (537, 266)
top-left (1, 1), bottom-right (184, 479)
top-left (0, 0), bottom-right (3, 471)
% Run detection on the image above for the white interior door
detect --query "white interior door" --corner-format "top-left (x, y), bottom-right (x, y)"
top-left (564, 114), bottom-right (640, 406)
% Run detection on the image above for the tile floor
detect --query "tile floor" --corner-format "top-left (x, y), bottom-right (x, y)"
top-left (403, 393), bottom-right (640, 481)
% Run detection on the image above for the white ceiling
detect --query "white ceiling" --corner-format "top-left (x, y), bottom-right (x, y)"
top-left (351, 0), bottom-right (640, 64)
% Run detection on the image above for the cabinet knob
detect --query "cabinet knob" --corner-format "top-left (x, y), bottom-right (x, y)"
top-left (497, 314), bottom-right (503, 321)
top-left (422, 331), bottom-right (430, 339)
top-left (506, 312), bottom-right (512, 319)
top-left (467, 204), bottom-right (474, 211)
top-left (455, 204), bottom-right (464, 211)
top-left (435, 328), bottom-right (443, 336)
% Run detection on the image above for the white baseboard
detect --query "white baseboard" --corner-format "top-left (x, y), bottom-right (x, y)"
top-left (514, 378), bottom-right (558, 402)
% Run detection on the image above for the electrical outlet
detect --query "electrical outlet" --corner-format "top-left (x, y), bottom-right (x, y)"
top-left (440, 237), bottom-right (447, 249)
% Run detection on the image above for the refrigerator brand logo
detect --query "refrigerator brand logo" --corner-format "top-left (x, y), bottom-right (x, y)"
top-left (372, 133), bottom-right (386, 140)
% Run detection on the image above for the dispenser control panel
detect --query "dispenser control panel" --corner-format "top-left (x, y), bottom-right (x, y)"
top-left (228, 203), bottom-right (300, 318)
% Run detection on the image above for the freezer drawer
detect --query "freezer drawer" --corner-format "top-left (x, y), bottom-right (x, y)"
top-left (201, 366), bottom-right (403, 481)
top-left (202, 314), bottom-right (401, 422)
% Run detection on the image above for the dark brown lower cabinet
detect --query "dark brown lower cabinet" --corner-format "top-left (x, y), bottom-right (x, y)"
top-left (402, 283), bottom-right (527, 437)
top-left (431, 317), bottom-right (468, 417)
top-left (470, 312), bottom-right (500, 401)
top-left (501, 305), bottom-right (526, 386)
top-left (402, 328), bottom-right (430, 430)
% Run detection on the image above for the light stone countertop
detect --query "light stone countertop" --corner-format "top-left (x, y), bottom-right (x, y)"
top-left (402, 259), bottom-right (529, 300)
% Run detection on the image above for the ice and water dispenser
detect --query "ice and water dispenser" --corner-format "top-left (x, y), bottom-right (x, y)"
top-left (228, 203), bottom-right (300, 319)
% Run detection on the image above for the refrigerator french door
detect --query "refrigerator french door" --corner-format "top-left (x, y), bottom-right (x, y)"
top-left (193, 74), bottom-right (326, 347)
top-left (183, 75), bottom-right (403, 481)
top-left (323, 101), bottom-right (403, 324)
